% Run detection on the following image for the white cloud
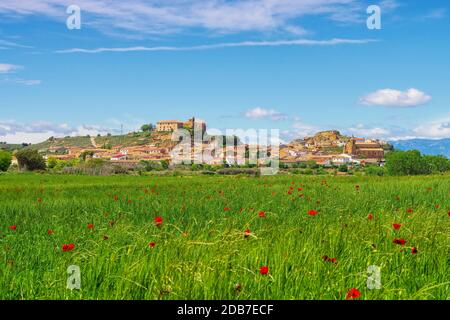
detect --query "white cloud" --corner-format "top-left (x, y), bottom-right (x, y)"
top-left (56, 38), bottom-right (376, 54)
top-left (281, 121), bottom-right (319, 141)
top-left (412, 118), bottom-right (450, 139)
top-left (245, 107), bottom-right (287, 121)
top-left (0, 64), bottom-right (40, 85)
top-left (0, 63), bottom-right (22, 73)
top-left (347, 124), bottom-right (391, 138)
top-left (0, 120), bottom-right (115, 144)
top-left (360, 88), bottom-right (432, 108)
top-left (0, 0), bottom-right (379, 37)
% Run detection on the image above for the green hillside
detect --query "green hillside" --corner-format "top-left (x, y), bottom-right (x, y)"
top-left (14, 131), bottom-right (243, 154)
top-left (0, 143), bottom-right (29, 152)
top-left (22, 131), bottom-right (175, 153)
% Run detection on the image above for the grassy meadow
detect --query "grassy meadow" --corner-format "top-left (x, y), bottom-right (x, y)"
top-left (0, 173), bottom-right (449, 300)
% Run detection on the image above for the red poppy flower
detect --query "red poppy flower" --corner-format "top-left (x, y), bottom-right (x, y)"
top-left (298, 187), bottom-right (303, 191)
top-left (62, 244), bottom-right (75, 252)
top-left (368, 213), bottom-right (374, 221)
top-left (322, 255), bottom-right (337, 264)
top-left (392, 223), bottom-right (401, 230)
top-left (393, 238), bottom-right (406, 246)
top-left (224, 207), bottom-right (231, 211)
top-left (154, 216), bottom-right (163, 226)
top-left (9, 225), bottom-right (17, 231)
top-left (411, 247), bottom-right (418, 254)
top-left (87, 223), bottom-right (94, 230)
top-left (244, 229), bottom-right (251, 238)
top-left (149, 242), bottom-right (156, 248)
top-left (447, 210), bottom-right (450, 217)
top-left (307, 210), bottom-right (318, 216)
top-left (346, 288), bottom-right (361, 300)
top-left (47, 229), bottom-right (54, 235)
top-left (259, 266), bottom-right (269, 275)
top-left (407, 208), bottom-right (413, 214)
top-left (258, 211), bottom-right (266, 218)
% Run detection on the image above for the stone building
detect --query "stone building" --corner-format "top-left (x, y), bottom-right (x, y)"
top-left (156, 117), bottom-right (206, 133)
top-left (156, 120), bottom-right (183, 132)
top-left (344, 138), bottom-right (384, 160)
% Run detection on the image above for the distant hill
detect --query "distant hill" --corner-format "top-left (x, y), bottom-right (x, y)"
top-left (390, 138), bottom-right (450, 157)
top-left (0, 143), bottom-right (30, 152)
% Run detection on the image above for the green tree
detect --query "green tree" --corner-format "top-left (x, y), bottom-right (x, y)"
top-left (79, 151), bottom-right (94, 161)
top-left (423, 155), bottom-right (450, 173)
top-left (47, 156), bottom-right (58, 169)
top-left (141, 124), bottom-right (154, 132)
top-left (161, 160), bottom-right (170, 169)
top-left (385, 150), bottom-right (431, 176)
top-left (0, 150), bottom-right (12, 171)
top-left (15, 149), bottom-right (46, 171)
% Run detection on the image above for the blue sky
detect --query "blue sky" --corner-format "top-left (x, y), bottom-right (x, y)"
top-left (0, 0), bottom-right (449, 143)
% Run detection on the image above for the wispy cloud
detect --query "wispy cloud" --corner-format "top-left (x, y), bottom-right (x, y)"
top-left (0, 39), bottom-right (33, 49)
top-left (0, 120), bottom-right (115, 144)
top-left (0, 63), bottom-right (23, 73)
top-left (0, 63), bottom-right (41, 85)
top-left (360, 88), bottom-right (432, 108)
top-left (0, 78), bottom-right (41, 86)
top-left (421, 8), bottom-right (446, 20)
top-left (244, 107), bottom-right (287, 121)
top-left (56, 38), bottom-right (376, 53)
top-left (347, 124), bottom-right (391, 138)
top-left (0, 0), bottom-right (381, 37)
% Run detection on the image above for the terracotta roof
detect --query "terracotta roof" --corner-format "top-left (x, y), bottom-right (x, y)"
top-left (358, 148), bottom-right (384, 151)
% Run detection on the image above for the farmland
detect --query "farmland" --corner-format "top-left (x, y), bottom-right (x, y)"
top-left (0, 174), bottom-right (449, 300)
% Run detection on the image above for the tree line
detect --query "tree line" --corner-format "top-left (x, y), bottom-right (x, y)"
top-left (1, 148), bottom-right (450, 176)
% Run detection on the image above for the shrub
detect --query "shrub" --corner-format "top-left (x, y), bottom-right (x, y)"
top-left (0, 150), bottom-right (12, 172)
top-left (47, 157), bottom-right (58, 169)
top-left (365, 165), bottom-right (387, 176)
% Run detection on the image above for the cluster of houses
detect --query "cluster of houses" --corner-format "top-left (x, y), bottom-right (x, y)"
top-left (42, 119), bottom-right (386, 167)
top-left (280, 131), bottom-right (386, 166)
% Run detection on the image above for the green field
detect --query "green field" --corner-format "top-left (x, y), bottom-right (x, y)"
top-left (0, 174), bottom-right (449, 300)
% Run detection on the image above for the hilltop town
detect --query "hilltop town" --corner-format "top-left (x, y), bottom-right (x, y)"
top-left (7, 117), bottom-right (391, 168)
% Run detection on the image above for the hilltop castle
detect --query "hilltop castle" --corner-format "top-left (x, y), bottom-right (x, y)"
top-left (156, 117), bottom-right (206, 133)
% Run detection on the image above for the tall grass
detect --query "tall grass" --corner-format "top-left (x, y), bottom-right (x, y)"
top-left (0, 174), bottom-right (449, 299)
